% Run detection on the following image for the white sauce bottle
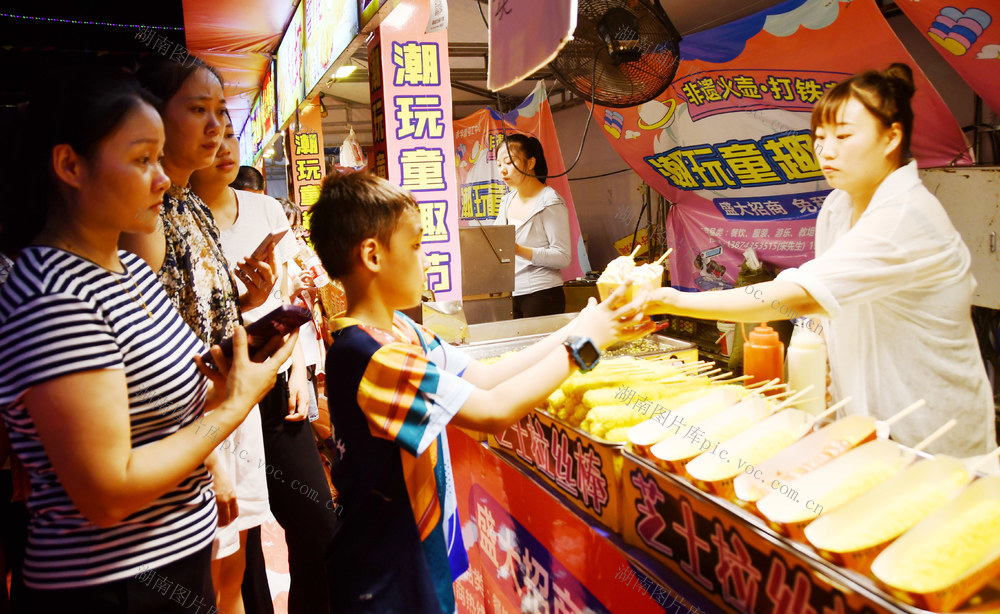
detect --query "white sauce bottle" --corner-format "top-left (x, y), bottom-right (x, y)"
top-left (786, 319), bottom-right (827, 416)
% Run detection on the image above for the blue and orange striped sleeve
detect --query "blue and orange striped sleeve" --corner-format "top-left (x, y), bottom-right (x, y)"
top-left (357, 342), bottom-right (475, 456)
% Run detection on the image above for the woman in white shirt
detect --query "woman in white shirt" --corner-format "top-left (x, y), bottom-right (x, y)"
top-left (494, 134), bottom-right (572, 318)
top-left (645, 64), bottom-right (996, 458)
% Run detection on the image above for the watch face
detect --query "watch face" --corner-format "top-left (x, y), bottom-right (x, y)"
top-left (578, 340), bottom-right (600, 367)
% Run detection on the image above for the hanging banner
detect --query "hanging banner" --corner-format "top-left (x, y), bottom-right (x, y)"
top-left (303, 0), bottom-right (359, 94)
top-left (247, 63), bottom-right (276, 165)
top-left (594, 0), bottom-right (971, 291)
top-left (287, 98), bottom-right (327, 209)
top-left (369, 0), bottom-right (463, 302)
top-left (487, 0), bottom-right (577, 91)
top-left (453, 83), bottom-right (590, 280)
top-left (276, 2), bottom-right (305, 130)
top-left (896, 1), bottom-right (1000, 114)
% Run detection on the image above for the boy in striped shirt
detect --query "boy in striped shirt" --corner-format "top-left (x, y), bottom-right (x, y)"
top-left (308, 172), bottom-right (651, 613)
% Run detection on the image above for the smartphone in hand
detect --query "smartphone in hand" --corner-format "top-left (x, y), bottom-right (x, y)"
top-left (201, 304), bottom-right (310, 368)
top-left (249, 229), bottom-right (289, 261)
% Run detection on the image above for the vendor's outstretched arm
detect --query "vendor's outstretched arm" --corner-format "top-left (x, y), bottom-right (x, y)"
top-left (645, 280), bottom-right (824, 322)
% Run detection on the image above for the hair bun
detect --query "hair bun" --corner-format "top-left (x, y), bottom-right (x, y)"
top-left (883, 63), bottom-right (915, 100)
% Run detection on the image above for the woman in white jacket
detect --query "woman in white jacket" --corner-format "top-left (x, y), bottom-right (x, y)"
top-left (644, 64), bottom-right (996, 458)
top-left (494, 134), bottom-right (572, 318)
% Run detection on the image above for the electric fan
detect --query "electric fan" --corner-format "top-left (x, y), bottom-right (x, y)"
top-left (549, 0), bottom-right (682, 108)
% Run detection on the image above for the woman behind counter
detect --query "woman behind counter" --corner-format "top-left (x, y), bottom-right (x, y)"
top-left (644, 64), bottom-right (996, 458)
top-left (494, 134), bottom-right (571, 318)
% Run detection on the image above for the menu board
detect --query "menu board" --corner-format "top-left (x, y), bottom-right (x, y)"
top-left (239, 118), bottom-right (253, 166)
top-left (303, 0), bottom-right (359, 94)
top-left (276, 2), bottom-right (305, 129)
top-left (249, 62), bottom-right (276, 163)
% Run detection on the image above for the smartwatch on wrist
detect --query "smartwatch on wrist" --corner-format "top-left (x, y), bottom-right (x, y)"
top-left (563, 336), bottom-right (601, 372)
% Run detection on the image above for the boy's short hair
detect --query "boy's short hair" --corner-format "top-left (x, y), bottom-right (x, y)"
top-left (307, 171), bottom-right (418, 279)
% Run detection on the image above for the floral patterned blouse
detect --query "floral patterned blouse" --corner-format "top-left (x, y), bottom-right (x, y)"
top-left (157, 184), bottom-right (241, 347)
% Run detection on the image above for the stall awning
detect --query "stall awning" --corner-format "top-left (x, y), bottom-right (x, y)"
top-left (182, 0), bottom-right (297, 132)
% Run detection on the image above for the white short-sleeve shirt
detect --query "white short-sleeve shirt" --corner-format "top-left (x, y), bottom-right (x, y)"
top-left (777, 161), bottom-right (996, 457)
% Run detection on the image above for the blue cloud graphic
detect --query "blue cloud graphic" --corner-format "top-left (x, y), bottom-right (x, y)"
top-left (679, 0), bottom-right (807, 63)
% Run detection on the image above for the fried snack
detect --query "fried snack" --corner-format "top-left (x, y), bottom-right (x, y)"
top-left (880, 500), bottom-right (1000, 593)
top-left (815, 462), bottom-right (899, 517)
top-left (597, 256), bottom-right (636, 300)
top-left (597, 259), bottom-right (664, 301)
top-left (773, 439), bottom-right (855, 484)
top-left (690, 429), bottom-right (799, 482)
top-left (825, 472), bottom-right (967, 553)
top-left (580, 387), bottom-right (711, 439)
top-left (604, 426), bottom-right (633, 443)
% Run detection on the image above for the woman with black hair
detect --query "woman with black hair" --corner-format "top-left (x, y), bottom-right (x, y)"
top-left (493, 134), bottom-right (572, 318)
top-left (122, 57), bottom-right (335, 614)
top-left (0, 62), bottom-right (295, 613)
top-left (645, 64), bottom-right (996, 458)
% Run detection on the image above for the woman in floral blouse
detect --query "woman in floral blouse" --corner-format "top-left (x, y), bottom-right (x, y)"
top-left (119, 57), bottom-right (282, 614)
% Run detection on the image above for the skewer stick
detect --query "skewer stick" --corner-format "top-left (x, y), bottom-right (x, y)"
top-left (698, 367), bottom-right (723, 378)
top-left (883, 399), bottom-right (927, 428)
top-left (804, 397), bottom-right (852, 427)
top-left (713, 374), bottom-right (752, 384)
top-left (746, 377), bottom-right (781, 391)
top-left (776, 395), bottom-right (823, 410)
top-left (708, 371), bottom-right (734, 381)
top-left (629, 244), bottom-right (642, 258)
top-left (653, 248), bottom-right (673, 266)
top-left (676, 361), bottom-right (710, 374)
top-left (772, 384), bottom-right (815, 409)
top-left (969, 446), bottom-right (1000, 473)
top-left (913, 419), bottom-right (957, 453)
top-left (768, 388), bottom-right (798, 399)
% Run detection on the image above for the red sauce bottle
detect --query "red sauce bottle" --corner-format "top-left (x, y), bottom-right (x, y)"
top-left (743, 322), bottom-right (784, 388)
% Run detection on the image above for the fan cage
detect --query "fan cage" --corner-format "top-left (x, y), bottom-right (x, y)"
top-left (550, 0), bottom-right (682, 108)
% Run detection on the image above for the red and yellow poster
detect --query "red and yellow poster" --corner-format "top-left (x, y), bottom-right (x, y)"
top-left (448, 427), bottom-right (703, 614)
top-left (368, 0), bottom-right (463, 301)
top-left (287, 99), bottom-right (326, 209)
top-left (896, 0), bottom-right (1000, 115)
top-left (453, 83), bottom-right (590, 280)
top-left (594, 0), bottom-right (971, 291)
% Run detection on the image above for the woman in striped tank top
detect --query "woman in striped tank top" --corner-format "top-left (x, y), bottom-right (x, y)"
top-left (0, 63), bottom-right (296, 612)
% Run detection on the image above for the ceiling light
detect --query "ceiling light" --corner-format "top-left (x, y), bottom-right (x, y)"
top-left (335, 64), bottom-right (357, 79)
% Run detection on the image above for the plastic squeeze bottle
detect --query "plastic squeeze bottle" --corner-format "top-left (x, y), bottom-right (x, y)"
top-left (743, 322), bottom-right (784, 388)
top-left (786, 320), bottom-right (826, 415)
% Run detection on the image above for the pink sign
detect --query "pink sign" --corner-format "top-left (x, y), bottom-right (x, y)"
top-left (487, 0), bottom-right (577, 90)
top-left (370, 1), bottom-right (463, 301)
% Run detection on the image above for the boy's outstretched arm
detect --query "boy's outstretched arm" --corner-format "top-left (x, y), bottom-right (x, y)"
top-left (451, 294), bottom-right (655, 433)
top-left (461, 283), bottom-right (647, 391)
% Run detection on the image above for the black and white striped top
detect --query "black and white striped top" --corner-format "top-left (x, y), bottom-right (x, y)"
top-left (0, 247), bottom-right (217, 589)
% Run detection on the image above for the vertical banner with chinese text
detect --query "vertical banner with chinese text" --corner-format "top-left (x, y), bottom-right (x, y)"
top-left (594, 0), bottom-right (971, 290)
top-left (369, 1), bottom-right (462, 301)
top-left (453, 83), bottom-right (590, 279)
top-left (288, 99), bottom-right (326, 210)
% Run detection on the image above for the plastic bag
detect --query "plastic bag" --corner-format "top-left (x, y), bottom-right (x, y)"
top-left (339, 126), bottom-right (364, 169)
